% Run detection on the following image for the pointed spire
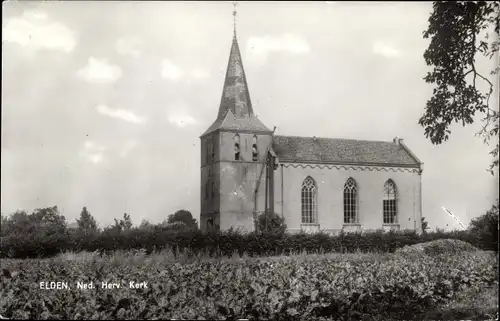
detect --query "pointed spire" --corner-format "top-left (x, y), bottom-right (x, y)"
top-left (216, 3), bottom-right (253, 121)
top-left (200, 3), bottom-right (272, 137)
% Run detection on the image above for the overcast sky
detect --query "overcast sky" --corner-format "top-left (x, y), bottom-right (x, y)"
top-left (2, 1), bottom-right (498, 230)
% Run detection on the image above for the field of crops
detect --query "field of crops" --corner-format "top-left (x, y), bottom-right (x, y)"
top-left (0, 242), bottom-right (498, 320)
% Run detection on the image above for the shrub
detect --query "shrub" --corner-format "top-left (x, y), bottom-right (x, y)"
top-left (395, 239), bottom-right (478, 257)
top-left (257, 211), bottom-right (287, 235)
top-left (468, 200), bottom-right (499, 251)
top-left (167, 209), bottom-right (199, 230)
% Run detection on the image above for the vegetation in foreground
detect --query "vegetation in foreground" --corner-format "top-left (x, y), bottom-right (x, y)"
top-left (0, 239), bottom-right (498, 320)
top-left (425, 282), bottom-right (498, 320)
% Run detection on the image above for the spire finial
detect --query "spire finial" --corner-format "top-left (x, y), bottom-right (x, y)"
top-left (232, 1), bottom-right (238, 37)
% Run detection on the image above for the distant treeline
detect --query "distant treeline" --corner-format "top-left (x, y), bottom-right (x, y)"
top-left (1, 202), bottom-right (498, 259)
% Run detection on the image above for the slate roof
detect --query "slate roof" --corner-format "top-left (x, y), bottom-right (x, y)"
top-left (272, 135), bottom-right (421, 167)
top-left (201, 33), bottom-right (271, 137)
top-left (217, 34), bottom-right (254, 120)
top-left (202, 110), bottom-right (271, 136)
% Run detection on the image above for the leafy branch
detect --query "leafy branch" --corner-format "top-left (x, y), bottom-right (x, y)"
top-left (420, 1), bottom-right (499, 174)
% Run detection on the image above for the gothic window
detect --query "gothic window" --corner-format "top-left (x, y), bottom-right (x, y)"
top-left (211, 182), bottom-right (215, 199)
top-left (343, 178), bottom-right (358, 224)
top-left (252, 135), bottom-right (258, 161)
top-left (234, 134), bottom-right (240, 160)
top-left (301, 176), bottom-right (317, 224)
top-left (383, 179), bottom-right (397, 224)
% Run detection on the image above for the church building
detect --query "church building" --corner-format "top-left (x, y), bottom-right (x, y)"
top-left (200, 18), bottom-right (423, 234)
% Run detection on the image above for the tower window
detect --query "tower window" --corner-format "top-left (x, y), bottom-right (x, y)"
top-left (252, 135), bottom-right (258, 161)
top-left (234, 134), bottom-right (240, 160)
top-left (206, 142), bottom-right (209, 164)
top-left (206, 139), bottom-right (214, 164)
top-left (211, 182), bottom-right (215, 198)
top-left (205, 182), bottom-right (209, 200)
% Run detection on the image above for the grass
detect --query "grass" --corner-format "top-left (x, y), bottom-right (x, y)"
top-left (43, 238), bottom-right (485, 266)
top-left (47, 247), bottom-right (393, 267)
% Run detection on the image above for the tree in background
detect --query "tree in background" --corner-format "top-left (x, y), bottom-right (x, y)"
top-left (76, 206), bottom-right (98, 231)
top-left (138, 219), bottom-right (159, 232)
top-left (421, 216), bottom-right (430, 234)
top-left (110, 213), bottom-right (133, 232)
top-left (468, 200), bottom-right (499, 250)
top-left (420, 1), bottom-right (499, 174)
top-left (167, 210), bottom-right (198, 229)
top-left (30, 206), bottom-right (67, 235)
top-left (0, 214), bottom-right (8, 235)
top-left (0, 207), bottom-right (68, 257)
top-left (1, 210), bottom-right (31, 236)
top-left (122, 213), bottom-right (133, 230)
top-left (139, 219), bottom-right (152, 228)
top-left (258, 210), bottom-right (287, 235)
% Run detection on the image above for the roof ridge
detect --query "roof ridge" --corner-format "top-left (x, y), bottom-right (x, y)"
top-left (274, 134), bottom-right (396, 144)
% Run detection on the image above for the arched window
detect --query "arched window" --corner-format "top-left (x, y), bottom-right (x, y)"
top-left (301, 176), bottom-right (317, 224)
top-left (383, 179), bottom-right (397, 224)
top-left (234, 134), bottom-right (240, 160)
top-left (252, 135), bottom-right (258, 161)
top-left (343, 178), bottom-right (358, 224)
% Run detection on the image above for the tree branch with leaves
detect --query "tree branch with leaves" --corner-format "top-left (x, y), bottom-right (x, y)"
top-left (420, 1), bottom-right (499, 174)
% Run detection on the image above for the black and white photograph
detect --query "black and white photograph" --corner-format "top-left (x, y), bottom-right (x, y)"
top-left (1, 1), bottom-right (499, 320)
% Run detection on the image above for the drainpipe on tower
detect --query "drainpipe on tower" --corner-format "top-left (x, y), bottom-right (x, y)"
top-left (265, 157), bottom-right (268, 232)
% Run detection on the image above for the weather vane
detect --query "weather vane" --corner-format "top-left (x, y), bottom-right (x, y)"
top-left (232, 1), bottom-right (238, 36)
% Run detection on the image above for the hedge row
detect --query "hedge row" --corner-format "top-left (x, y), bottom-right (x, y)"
top-left (1, 227), bottom-right (496, 259)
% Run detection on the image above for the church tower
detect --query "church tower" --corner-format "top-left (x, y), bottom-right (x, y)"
top-left (200, 6), bottom-right (273, 232)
